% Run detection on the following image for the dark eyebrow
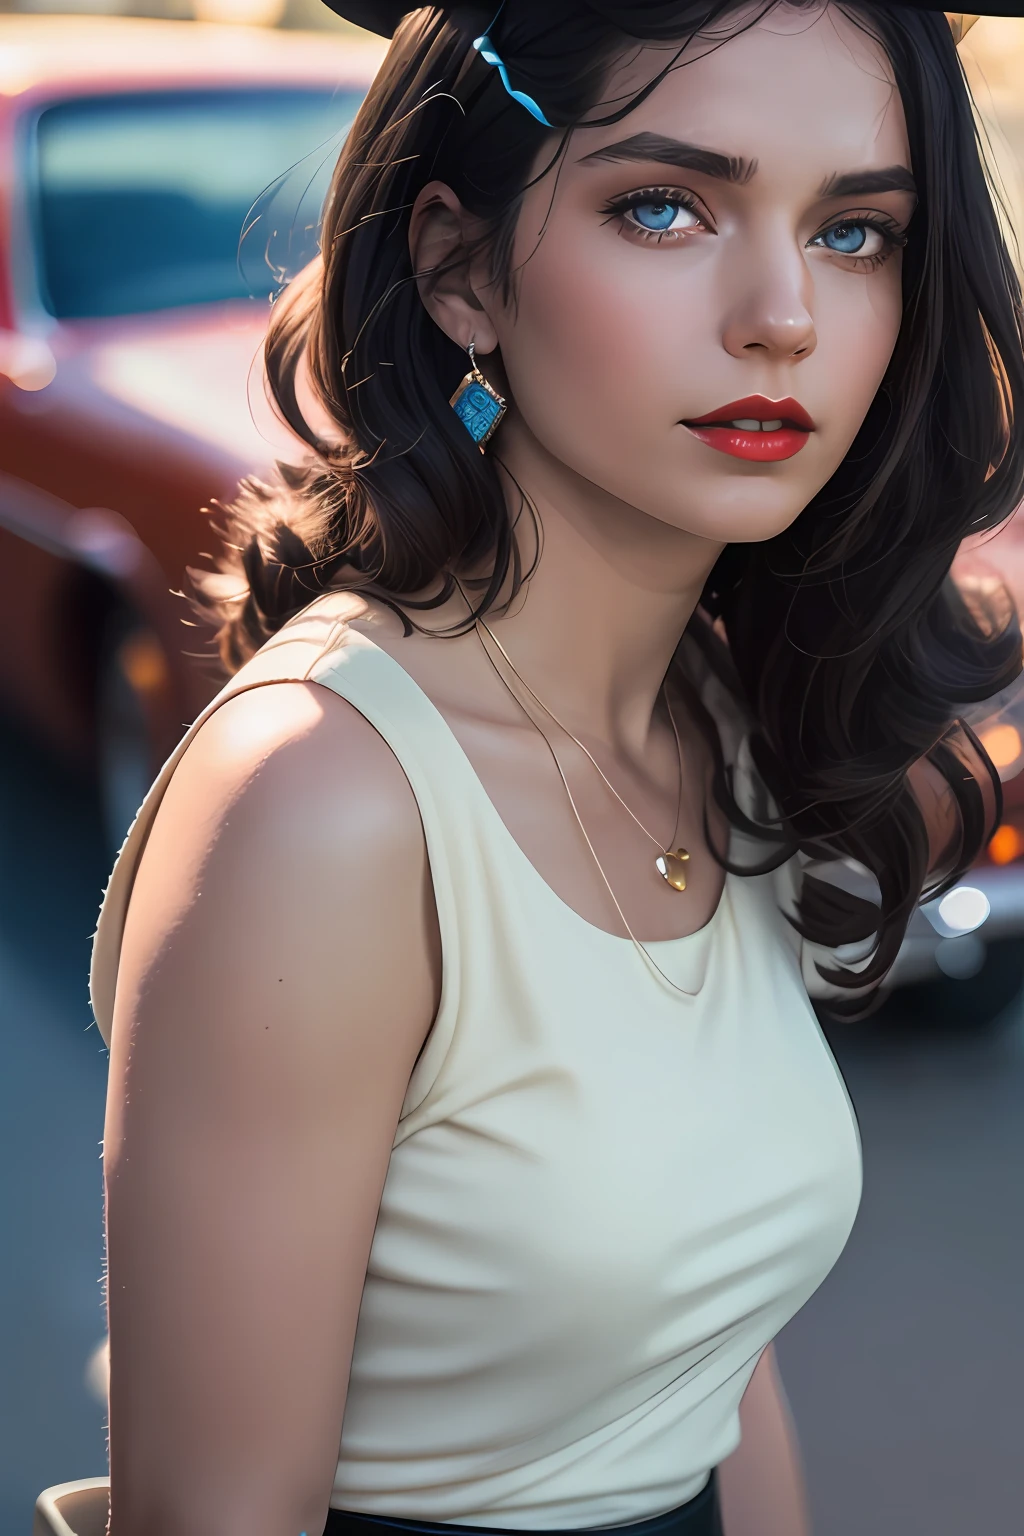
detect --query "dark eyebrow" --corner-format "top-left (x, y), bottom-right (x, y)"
top-left (576, 132), bottom-right (756, 186)
top-left (818, 166), bottom-right (917, 198)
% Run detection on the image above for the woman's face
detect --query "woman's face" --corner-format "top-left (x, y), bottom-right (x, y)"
top-left (488, 1), bottom-right (915, 545)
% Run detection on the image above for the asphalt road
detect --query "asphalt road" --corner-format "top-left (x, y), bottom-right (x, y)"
top-left (1, 713), bottom-right (1021, 1536)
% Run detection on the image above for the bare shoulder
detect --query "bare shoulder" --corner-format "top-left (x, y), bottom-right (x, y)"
top-left (112, 675), bottom-right (439, 1075)
top-left (158, 676), bottom-right (424, 855)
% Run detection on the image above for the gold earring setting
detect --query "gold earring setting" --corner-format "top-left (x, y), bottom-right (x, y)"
top-left (450, 341), bottom-right (507, 450)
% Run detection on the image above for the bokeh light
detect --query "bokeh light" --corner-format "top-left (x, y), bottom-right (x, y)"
top-left (988, 823), bottom-right (1023, 864)
top-left (937, 885), bottom-right (992, 933)
top-left (979, 722), bottom-right (1024, 771)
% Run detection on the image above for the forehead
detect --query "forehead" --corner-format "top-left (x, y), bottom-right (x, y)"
top-left (573, 4), bottom-right (909, 178)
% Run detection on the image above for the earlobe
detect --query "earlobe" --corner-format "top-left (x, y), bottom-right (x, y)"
top-left (408, 179), bottom-right (499, 356)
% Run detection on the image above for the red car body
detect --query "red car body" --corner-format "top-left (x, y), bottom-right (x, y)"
top-left (0, 15), bottom-right (383, 765)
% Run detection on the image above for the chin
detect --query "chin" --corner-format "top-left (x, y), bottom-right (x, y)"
top-left (658, 482), bottom-right (813, 546)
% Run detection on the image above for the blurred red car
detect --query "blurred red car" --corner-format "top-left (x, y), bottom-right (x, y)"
top-left (0, 14), bottom-right (1022, 1018)
top-left (0, 14), bottom-right (383, 839)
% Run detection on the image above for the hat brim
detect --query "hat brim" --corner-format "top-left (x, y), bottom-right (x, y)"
top-left (320, 1), bottom-right (1024, 41)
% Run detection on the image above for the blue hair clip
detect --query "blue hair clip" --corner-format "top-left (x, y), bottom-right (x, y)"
top-left (473, 34), bottom-right (553, 127)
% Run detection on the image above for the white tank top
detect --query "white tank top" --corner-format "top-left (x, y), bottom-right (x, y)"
top-left (90, 594), bottom-right (863, 1531)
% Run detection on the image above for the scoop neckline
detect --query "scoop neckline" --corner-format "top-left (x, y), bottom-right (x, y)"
top-left (337, 623), bottom-right (734, 951)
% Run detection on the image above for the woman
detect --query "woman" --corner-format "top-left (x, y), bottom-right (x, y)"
top-left (91, 3), bottom-right (1024, 1534)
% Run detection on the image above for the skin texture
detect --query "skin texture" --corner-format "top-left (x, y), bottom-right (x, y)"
top-left (104, 6), bottom-right (927, 1533)
top-left (720, 1343), bottom-right (812, 1536)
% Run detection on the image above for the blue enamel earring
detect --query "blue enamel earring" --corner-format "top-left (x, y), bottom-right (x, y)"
top-left (450, 342), bottom-right (507, 451)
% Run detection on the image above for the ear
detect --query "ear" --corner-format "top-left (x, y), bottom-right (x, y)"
top-left (408, 180), bottom-right (499, 357)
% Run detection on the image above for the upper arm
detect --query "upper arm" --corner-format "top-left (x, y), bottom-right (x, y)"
top-left (718, 1346), bottom-right (811, 1536)
top-left (103, 681), bottom-right (440, 1536)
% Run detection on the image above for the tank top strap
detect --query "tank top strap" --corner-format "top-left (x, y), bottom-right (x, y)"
top-left (305, 624), bottom-right (497, 815)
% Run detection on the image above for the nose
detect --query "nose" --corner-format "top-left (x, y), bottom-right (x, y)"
top-left (720, 241), bottom-right (817, 363)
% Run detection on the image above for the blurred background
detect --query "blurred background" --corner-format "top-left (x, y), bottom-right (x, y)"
top-left (0, 5), bottom-right (1022, 1534)
top-left (0, 0), bottom-right (356, 33)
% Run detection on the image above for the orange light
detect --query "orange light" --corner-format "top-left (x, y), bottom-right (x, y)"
top-left (980, 723), bottom-right (1023, 770)
top-left (988, 824), bottom-right (1023, 865)
top-left (120, 632), bottom-right (169, 696)
top-left (193, 0), bottom-right (287, 21)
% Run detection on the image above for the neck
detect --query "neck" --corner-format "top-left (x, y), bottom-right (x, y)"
top-left (461, 412), bottom-right (725, 750)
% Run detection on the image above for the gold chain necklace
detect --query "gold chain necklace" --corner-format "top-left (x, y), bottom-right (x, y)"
top-left (472, 610), bottom-right (692, 891)
top-left (456, 585), bottom-right (709, 1000)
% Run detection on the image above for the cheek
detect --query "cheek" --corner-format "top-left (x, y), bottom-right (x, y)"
top-left (491, 214), bottom-right (905, 544)
top-left (497, 224), bottom-right (703, 456)
top-left (816, 262), bottom-right (903, 447)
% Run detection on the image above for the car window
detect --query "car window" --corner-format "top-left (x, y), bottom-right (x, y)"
top-left (31, 87), bottom-right (362, 319)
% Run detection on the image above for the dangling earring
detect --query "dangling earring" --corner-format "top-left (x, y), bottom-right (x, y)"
top-left (450, 341), bottom-right (507, 451)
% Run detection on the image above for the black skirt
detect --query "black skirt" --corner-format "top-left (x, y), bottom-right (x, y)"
top-left (323, 1473), bottom-right (723, 1536)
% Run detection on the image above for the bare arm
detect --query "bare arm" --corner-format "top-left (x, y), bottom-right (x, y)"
top-left (103, 681), bottom-right (440, 1536)
top-left (717, 1346), bottom-right (812, 1536)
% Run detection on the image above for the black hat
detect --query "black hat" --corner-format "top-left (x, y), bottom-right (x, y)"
top-left (321, 2), bottom-right (1024, 38)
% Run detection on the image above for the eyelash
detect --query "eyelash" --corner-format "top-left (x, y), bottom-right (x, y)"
top-left (600, 186), bottom-right (708, 244)
top-left (600, 186), bottom-right (909, 268)
top-left (809, 210), bottom-right (908, 270)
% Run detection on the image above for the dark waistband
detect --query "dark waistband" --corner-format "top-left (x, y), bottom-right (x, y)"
top-left (323, 1474), bottom-right (722, 1536)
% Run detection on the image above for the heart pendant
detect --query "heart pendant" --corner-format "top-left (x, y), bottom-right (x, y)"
top-left (655, 847), bottom-right (690, 891)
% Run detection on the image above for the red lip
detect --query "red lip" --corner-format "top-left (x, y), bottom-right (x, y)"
top-left (686, 395), bottom-right (815, 430)
top-left (682, 395), bottom-right (815, 463)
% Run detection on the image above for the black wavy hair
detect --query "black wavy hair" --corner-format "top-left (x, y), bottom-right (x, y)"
top-left (190, 0), bottom-right (1024, 1010)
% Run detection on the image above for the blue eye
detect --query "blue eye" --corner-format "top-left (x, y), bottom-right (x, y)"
top-left (624, 197), bottom-right (702, 235)
top-left (604, 188), bottom-right (707, 239)
top-left (633, 199), bottom-right (680, 231)
top-left (823, 223), bottom-right (868, 254)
